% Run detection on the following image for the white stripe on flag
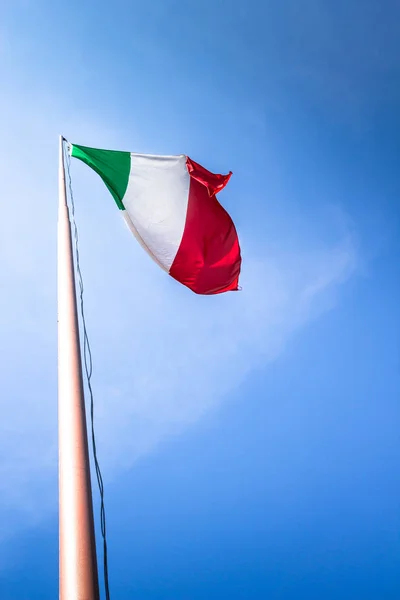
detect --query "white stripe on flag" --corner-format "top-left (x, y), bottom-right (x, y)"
top-left (123, 153), bottom-right (190, 271)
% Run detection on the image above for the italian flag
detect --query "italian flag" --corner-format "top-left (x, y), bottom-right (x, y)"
top-left (69, 144), bottom-right (241, 295)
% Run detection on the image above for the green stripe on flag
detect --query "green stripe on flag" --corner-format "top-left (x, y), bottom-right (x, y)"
top-left (70, 144), bottom-right (131, 210)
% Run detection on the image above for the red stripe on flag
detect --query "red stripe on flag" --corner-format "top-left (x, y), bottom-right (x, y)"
top-left (169, 158), bottom-right (241, 295)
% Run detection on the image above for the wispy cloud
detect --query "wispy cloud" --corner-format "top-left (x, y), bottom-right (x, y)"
top-left (90, 234), bottom-right (356, 471)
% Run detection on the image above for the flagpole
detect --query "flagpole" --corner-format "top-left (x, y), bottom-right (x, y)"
top-left (58, 135), bottom-right (100, 600)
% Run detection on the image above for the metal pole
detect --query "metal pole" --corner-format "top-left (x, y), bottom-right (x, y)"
top-left (58, 135), bottom-right (100, 600)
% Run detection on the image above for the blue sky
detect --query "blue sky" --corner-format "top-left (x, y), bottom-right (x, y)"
top-left (0, 1), bottom-right (399, 598)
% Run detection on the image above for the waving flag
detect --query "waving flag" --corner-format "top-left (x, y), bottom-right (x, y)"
top-left (70, 144), bottom-right (241, 294)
